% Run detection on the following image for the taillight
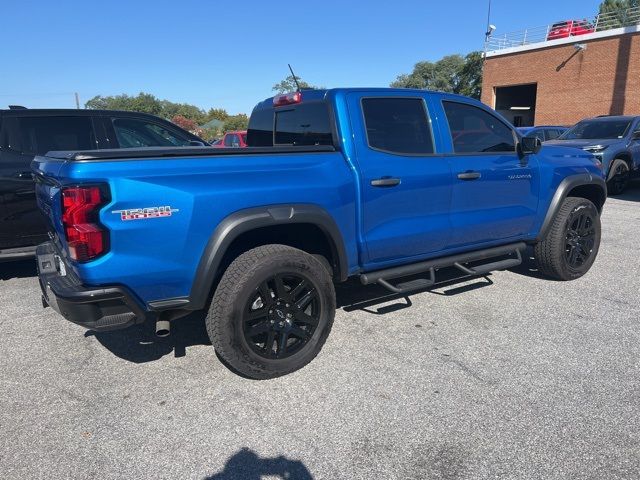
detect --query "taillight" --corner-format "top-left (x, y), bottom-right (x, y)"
top-left (273, 91), bottom-right (302, 107)
top-left (61, 185), bottom-right (109, 262)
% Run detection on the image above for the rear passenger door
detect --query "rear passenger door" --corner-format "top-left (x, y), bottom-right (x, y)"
top-left (0, 115), bottom-right (98, 247)
top-left (440, 100), bottom-right (539, 248)
top-left (347, 93), bottom-right (453, 267)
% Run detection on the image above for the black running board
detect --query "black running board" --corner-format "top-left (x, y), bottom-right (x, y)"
top-left (360, 242), bottom-right (525, 294)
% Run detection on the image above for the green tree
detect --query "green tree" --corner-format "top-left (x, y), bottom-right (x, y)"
top-left (198, 127), bottom-right (219, 142)
top-left (206, 108), bottom-right (230, 122)
top-left (390, 52), bottom-right (482, 99)
top-left (85, 92), bottom-right (164, 116)
top-left (223, 114), bottom-right (249, 132)
top-left (457, 51), bottom-right (484, 99)
top-left (85, 92), bottom-right (209, 123)
top-left (160, 101), bottom-right (206, 124)
top-left (272, 75), bottom-right (316, 93)
top-left (598, 0), bottom-right (639, 29)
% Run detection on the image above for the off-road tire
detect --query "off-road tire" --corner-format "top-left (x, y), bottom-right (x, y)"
top-left (534, 197), bottom-right (601, 280)
top-left (606, 159), bottom-right (630, 196)
top-left (206, 244), bottom-right (336, 379)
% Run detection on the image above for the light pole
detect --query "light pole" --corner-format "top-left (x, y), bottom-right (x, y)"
top-left (483, 0), bottom-right (496, 56)
top-left (486, 0), bottom-right (492, 36)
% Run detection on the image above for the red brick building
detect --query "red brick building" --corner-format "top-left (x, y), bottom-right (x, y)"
top-left (481, 25), bottom-right (640, 127)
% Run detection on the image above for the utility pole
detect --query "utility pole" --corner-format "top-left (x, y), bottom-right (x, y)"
top-left (74, 92), bottom-right (80, 109)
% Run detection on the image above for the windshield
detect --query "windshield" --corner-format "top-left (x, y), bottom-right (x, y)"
top-left (560, 119), bottom-right (632, 140)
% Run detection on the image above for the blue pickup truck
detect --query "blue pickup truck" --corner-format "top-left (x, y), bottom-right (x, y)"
top-left (32, 88), bottom-right (606, 379)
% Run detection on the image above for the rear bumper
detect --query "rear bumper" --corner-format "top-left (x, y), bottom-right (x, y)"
top-left (36, 242), bottom-right (149, 331)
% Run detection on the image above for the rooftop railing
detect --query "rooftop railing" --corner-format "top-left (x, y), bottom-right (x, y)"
top-left (485, 5), bottom-right (640, 53)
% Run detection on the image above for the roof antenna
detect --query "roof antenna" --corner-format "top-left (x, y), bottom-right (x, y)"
top-left (288, 64), bottom-right (301, 92)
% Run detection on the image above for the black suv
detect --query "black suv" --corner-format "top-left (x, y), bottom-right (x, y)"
top-left (0, 108), bottom-right (207, 260)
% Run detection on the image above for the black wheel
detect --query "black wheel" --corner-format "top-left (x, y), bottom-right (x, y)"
top-left (206, 244), bottom-right (335, 379)
top-left (607, 159), bottom-right (630, 196)
top-left (534, 197), bottom-right (601, 280)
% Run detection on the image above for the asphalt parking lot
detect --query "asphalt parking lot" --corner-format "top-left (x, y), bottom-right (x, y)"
top-left (1, 182), bottom-right (639, 480)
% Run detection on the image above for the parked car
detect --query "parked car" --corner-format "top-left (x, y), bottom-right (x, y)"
top-left (212, 130), bottom-right (248, 148)
top-left (517, 126), bottom-right (568, 143)
top-left (33, 88), bottom-right (606, 379)
top-left (546, 115), bottom-right (640, 195)
top-left (0, 107), bottom-right (208, 261)
top-left (547, 20), bottom-right (595, 40)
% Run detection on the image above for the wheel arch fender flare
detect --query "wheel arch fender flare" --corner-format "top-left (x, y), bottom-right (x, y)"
top-left (188, 204), bottom-right (349, 310)
top-left (607, 154), bottom-right (632, 178)
top-left (536, 173), bottom-right (606, 242)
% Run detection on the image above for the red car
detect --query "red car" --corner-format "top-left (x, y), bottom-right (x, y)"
top-left (547, 20), bottom-right (595, 40)
top-left (212, 130), bottom-right (248, 148)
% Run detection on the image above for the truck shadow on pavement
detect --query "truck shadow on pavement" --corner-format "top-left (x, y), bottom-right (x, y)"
top-left (89, 271), bottom-right (497, 364)
top-left (87, 311), bottom-right (212, 363)
top-left (0, 259), bottom-right (37, 280)
top-left (204, 447), bottom-right (313, 480)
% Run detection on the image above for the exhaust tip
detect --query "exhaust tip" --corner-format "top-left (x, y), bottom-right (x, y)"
top-left (155, 320), bottom-right (171, 338)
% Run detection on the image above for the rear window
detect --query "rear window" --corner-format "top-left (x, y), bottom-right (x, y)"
top-left (17, 116), bottom-right (95, 155)
top-left (247, 102), bottom-right (333, 147)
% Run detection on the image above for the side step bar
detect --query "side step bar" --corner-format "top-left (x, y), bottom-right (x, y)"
top-left (360, 242), bottom-right (526, 295)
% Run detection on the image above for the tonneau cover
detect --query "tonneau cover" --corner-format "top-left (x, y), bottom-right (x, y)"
top-left (44, 145), bottom-right (337, 161)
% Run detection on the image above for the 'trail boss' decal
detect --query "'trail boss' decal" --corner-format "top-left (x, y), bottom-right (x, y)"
top-left (112, 206), bottom-right (179, 221)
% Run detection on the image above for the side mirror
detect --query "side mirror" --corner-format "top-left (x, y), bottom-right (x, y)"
top-left (188, 140), bottom-right (206, 147)
top-left (631, 131), bottom-right (640, 141)
top-left (520, 136), bottom-right (542, 155)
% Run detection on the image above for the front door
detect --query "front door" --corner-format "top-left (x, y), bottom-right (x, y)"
top-left (439, 100), bottom-right (539, 248)
top-left (347, 93), bottom-right (453, 268)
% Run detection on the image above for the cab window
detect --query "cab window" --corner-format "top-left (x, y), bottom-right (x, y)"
top-left (545, 129), bottom-right (562, 141)
top-left (361, 97), bottom-right (434, 155)
top-left (17, 116), bottom-right (95, 154)
top-left (112, 118), bottom-right (191, 148)
top-left (442, 101), bottom-right (516, 153)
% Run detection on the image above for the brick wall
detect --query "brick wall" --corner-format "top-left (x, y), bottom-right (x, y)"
top-left (481, 31), bottom-right (640, 125)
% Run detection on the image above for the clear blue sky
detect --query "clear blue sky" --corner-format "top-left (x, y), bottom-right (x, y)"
top-left (1, 0), bottom-right (600, 115)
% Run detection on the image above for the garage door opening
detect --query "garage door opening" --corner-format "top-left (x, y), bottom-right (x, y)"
top-left (495, 84), bottom-right (537, 127)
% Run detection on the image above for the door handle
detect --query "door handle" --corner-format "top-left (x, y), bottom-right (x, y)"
top-left (371, 177), bottom-right (401, 187)
top-left (457, 171), bottom-right (481, 181)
